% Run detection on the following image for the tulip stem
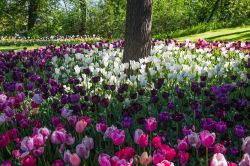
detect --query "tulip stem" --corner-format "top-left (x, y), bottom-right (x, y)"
top-left (206, 148), bottom-right (208, 166)
top-left (196, 149), bottom-right (200, 165)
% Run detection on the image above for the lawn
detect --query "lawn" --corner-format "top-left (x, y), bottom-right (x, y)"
top-left (176, 25), bottom-right (250, 41)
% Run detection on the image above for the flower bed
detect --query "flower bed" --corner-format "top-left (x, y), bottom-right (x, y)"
top-left (0, 39), bottom-right (250, 166)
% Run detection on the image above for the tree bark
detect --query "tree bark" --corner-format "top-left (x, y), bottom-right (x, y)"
top-left (207, 0), bottom-right (220, 22)
top-left (123, 0), bottom-right (152, 63)
top-left (27, 0), bottom-right (39, 31)
top-left (79, 0), bottom-right (87, 34)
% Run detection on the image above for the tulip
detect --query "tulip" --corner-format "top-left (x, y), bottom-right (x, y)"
top-left (98, 153), bottom-right (111, 166)
top-left (210, 153), bottom-right (227, 166)
top-left (177, 139), bottom-right (188, 151)
top-left (52, 159), bottom-right (64, 166)
top-left (186, 132), bottom-right (201, 148)
top-left (178, 151), bottom-right (189, 165)
top-left (239, 153), bottom-right (250, 166)
top-left (134, 129), bottom-right (144, 144)
top-left (156, 160), bottom-right (174, 166)
top-left (153, 152), bottom-right (165, 165)
top-left (145, 117), bottom-right (157, 132)
top-left (12, 149), bottom-right (21, 159)
top-left (96, 123), bottom-right (108, 133)
top-left (152, 135), bottom-right (162, 149)
top-left (33, 134), bottom-right (44, 147)
top-left (20, 137), bottom-right (34, 152)
top-left (76, 143), bottom-right (89, 159)
top-left (1, 160), bottom-right (12, 166)
top-left (51, 128), bottom-right (66, 144)
top-left (33, 147), bottom-right (44, 157)
top-left (214, 143), bottom-right (227, 154)
top-left (21, 154), bottom-right (37, 166)
top-left (200, 130), bottom-right (216, 148)
top-left (115, 147), bottom-right (135, 160)
top-left (242, 136), bottom-right (250, 154)
top-left (110, 129), bottom-right (125, 146)
top-left (69, 153), bottom-right (81, 166)
top-left (138, 133), bottom-right (149, 148)
top-left (75, 119), bottom-right (87, 133)
top-left (140, 152), bottom-right (152, 165)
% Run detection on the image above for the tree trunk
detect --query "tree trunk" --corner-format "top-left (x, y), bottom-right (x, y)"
top-left (79, 0), bottom-right (87, 34)
top-left (123, 0), bottom-right (152, 63)
top-left (27, 0), bottom-right (39, 31)
top-left (207, 0), bottom-right (220, 22)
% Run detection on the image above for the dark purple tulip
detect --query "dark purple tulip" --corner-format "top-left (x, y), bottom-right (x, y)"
top-left (81, 103), bottom-right (88, 111)
top-left (100, 98), bottom-right (109, 108)
top-left (234, 114), bottom-right (244, 121)
top-left (158, 112), bottom-right (171, 122)
top-left (167, 101), bottom-right (175, 110)
top-left (61, 94), bottom-right (69, 104)
top-left (26, 83), bottom-right (34, 91)
top-left (91, 95), bottom-right (100, 105)
top-left (162, 92), bottom-right (169, 100)
top-left (109, 85), bottom-right (116, 91)
top-left (150, 95), bottom-right (159, 103)
top-left (202, 118), bottom-right (215, 131)
top-left (138, 89), bottom-right (145, 96)
top-left (200, 76), bottom-right (207, 81)
top-left (234, 125), bottom-right (245, 137)
top-left (172, 112), bottom-right (184, 122)
top-left (122, 116), bottom-right (133, 128)
top-left (130, 93), bottom-right (138, 100)
top-left (92, 76), bottom-right (100, 83)
top-left (83, 68), bottom-right (90, 75)
top-left (116, 94), bottom-right (124, 102)
top-left (215, 121), bottom-right (227, 133)
top-left (70, 94), bottom-right (80, 104)
top-left (195, 110), bottom-right (202, 119)
top-left (230, 147), bottom-right (239, 156)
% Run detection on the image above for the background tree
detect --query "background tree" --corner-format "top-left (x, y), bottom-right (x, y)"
top-left (123, 0), bottom-right (152, 63)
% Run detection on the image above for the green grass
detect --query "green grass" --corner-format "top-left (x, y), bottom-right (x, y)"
top-left (176, 25), bottom-right (250, 41)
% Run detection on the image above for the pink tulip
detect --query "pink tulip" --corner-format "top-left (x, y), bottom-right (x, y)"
top-left (104, 125), bottom-right (117, 139)
top-left (157, 160), bottom-right (175, 166)
top-left (82, 136), bottom-right (94, 151)
top-left (210, 153), bottom-right (227, 166)
top-left (152, 135), bottom-right (162, 149)
top-left (76, 143), bottom-right (89, 159)
top-left (239, 153), bottom-right (250, 166)
top-left (140, 152), bottom-right (152, 165)
top-left (177, 139), bottom-right (188, 151)
top-left (33, 134), bottom-right (44, 147)
top-left (200, 130), bottom-right (216, 148)
top-left (65, 134), bottom-right (75, 145)
top-left (52, 159), bottom-right (64, 166)
top-left (75, 119), bottom-right (87, 133)
top-left (242, 136), bottom-right (250, 154)
top-left (145, 117), bottom-right (157, 132)
top-left (153, 152), bottom-right (165, 165)
top-left (69, 153), bottom-right (81, 166)
top-left (186, 132), bottom-right (201, 148)
top-left (96, 123), bottom-right (108, 133)
top-left (20, 137), bottom-right (34, 151)
top-left (134, 129), bottom-right (144, 144)
top-left (177, 151), bottom-right (189, 165)
top-left (67, 115), bottom-right (78, 127)
top-left (138, 134), bottom-right (149, 148)
top-left (214, 143), bottom-right (227, 154)
top-left (12, 149), bottom-right (21, 159)
top-left (63, 150), bottom-right (71, 163)
top-left (110, 129), bottom-right (125, 146)
top-left (33, 147), bottom-right (44, 157)
top-left (98, 153), bottom-right (111, 166)
top-left (38, 127), bottom-right (50, 139)
top-left (51, 128), bottom-right (66, 144)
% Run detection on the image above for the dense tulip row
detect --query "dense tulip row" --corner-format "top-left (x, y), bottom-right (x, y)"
top-left (0, 38), bottom-right (250, 166)
top-left (0, 35), bottom-right (100, 47)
